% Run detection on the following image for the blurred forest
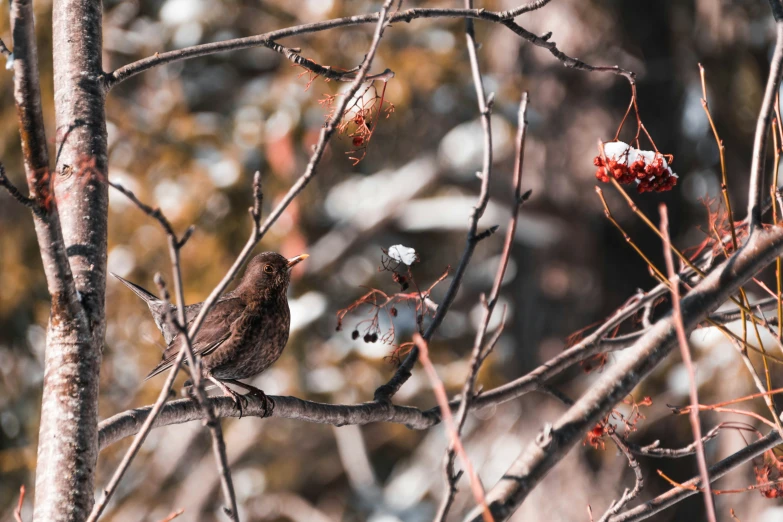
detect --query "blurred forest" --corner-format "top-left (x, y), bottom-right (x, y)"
top-left (2, 0), bottom-right (782, 521)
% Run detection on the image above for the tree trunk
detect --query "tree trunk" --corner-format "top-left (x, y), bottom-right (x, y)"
top-left (32, 0), bottom-right (108, 519)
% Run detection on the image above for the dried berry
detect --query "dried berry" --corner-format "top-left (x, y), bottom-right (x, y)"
top-left (363, 333), bottom-right (372, 343)
top-left (351, 330), bottom-right (359, 340)
top-left (390, 307), bottom-right (398, 317)
top-left (370, 333), bottom-right (378, 343)
top-left (392, 271), bottom-right (409, 291)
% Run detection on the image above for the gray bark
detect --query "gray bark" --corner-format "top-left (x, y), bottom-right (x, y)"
top-left (32, 1), bottom-right (108, 520)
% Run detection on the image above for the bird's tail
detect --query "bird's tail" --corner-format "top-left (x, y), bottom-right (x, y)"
top-left (111, 273), bottom-right (160, 305)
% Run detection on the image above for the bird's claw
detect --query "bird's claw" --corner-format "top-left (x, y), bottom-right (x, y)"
top-left (240, 388), bottom-right (274, 418)
top-left (251, 390), bottom-right (274, 418)
top-left (229, 392), bottom-right (249, 419)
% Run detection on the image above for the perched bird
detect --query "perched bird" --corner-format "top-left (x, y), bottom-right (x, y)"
top-left (113, 252), bottom-right (308, 415)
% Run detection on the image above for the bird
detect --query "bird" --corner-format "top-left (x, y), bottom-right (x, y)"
top-left (112, 251), bottom-right (308, 416)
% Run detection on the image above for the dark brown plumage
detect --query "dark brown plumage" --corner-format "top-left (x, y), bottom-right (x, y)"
top-left (113, 252), bottom-right (308, 415)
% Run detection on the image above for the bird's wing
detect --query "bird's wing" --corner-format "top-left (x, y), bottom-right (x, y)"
top-left (144, 297), bottom-right (244, 380)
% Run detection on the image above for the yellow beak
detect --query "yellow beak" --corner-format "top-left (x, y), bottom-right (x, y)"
top-left (286, 253), bottom-right (309, 269)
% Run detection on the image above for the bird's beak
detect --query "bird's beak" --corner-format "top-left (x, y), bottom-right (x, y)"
top-left (286, 253), bottom-right (309, 269)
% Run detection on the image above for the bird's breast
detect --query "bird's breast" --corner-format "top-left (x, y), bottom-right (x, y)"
top-left (212, 302), bottom-right (290, 379)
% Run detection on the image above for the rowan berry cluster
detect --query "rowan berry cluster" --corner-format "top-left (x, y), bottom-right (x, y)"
top-left (755, 450), bottom-right (783, 498)
top-left (594, 141), bottom-right (677, 193)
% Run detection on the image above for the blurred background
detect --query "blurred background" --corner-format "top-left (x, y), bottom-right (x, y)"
top-left (2, 0), bottom-right (783, 520)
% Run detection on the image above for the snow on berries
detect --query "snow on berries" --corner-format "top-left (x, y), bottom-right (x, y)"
top-left (594, 141), bottom-right (678, 194)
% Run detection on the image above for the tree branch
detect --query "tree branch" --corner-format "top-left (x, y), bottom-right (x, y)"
top-left (497, 0), bottom-right (554, 18)
top-left (660, 204), bottom-right (716, 521)
top-left (596, 433), bottom-right (644, 522)
top-left (96, 3), bottom-right (397, 518)
top-left (416, 334), bottom-right (493, 522)
top-left (0, 163), bottom-right (37, 212)
top-left (88, 183), bottom-right (222, 522)
top-left (373, 10), bottom-right (500, 403)
top-left (608, 430), bottom-right (781, 521)
top-left (438, 91), bottom-right (530, 520)
top-left (96, 293), bottom-right (756, 454)
top-left (104, 6), bottom-right (634, 90)
top-left (748, 18), bottom-right (783, 229)
top-left (464, 224), bottom-right (783, 522)
top-left (8, 0), bottom-right (80, 314)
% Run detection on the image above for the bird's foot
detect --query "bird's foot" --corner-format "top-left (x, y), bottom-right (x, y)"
top-left (221, 380), bottom-right (275, 418)
top-left (224, 388), bottom-right (249, 419)
top-left (245, 388), bottom-right (274, 418)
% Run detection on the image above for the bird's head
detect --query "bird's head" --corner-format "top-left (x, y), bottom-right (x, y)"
top-left (239, 252), bottom-right (308, 300)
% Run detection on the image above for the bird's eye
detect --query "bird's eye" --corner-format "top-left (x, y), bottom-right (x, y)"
top-left (263, 264), bottom-right (274, 274)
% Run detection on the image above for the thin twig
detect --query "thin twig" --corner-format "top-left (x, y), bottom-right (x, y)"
top-left (263, 40), bottom-right (395, 83)
top-left (88, 186), bottom-right (235, 521)
top-left (608, 431), bottom-right (781, 521)
top-left (14, 485), bottom-right (24, 522)
top-left (660, 204), bottom-right (716, 522)
top-left (497, 0), bottom-right (554, 18)
top-left (435, 6), bottom-right (500, 516)
top-left (437, 91), bottom-right (530, 521)
top-left (414, 334), bottom-right (493, 522)
top-left (673, 386), bottom-right (783, 412)
top-left (748, 20), bottom-right (783, 229)
top-left (166, 254), bottom-right (239, 521)
top-left (0, 163), bottom-right (38, 213)
top-left (597, 435), bottom-right (643, 522)
top-left (157, 509), bottom-right (185, 522)
top-left (626, 422), bottom-right (739, 459)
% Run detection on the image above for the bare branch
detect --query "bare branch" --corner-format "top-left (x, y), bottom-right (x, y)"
top-left (96, 3), bottom-right (398, 519)
top-left (464, 224), bottom-right (783, 522)
top-left (497, 0), bottom-right (554, 18)
top-left (438, 91), bottom-right (529, 520)
top-left (261, 40), bottom-right (395, 83)
top-left (14, 485), bottom-right (25, 522)
top-left (375, 10), bottom-right (500, 403)
top-left (108, 181), bottom-right (177, 238)
top-left (415, 334), bottom-right (493, 522)
top-left (748, 18), bottom-right (783, 229)
top-left (98, 276), bottom-right (773, 454)
top-left (87, 277), bottom-right (195, 522)
top-left (626, 422), bottom-right (728, 459)
top-left (0, 163), bottom-right (37, 212)
top-left (597, 435), bottom-right (643, 522)
top-left (89, 184), bottom-right (237, 520)
top-left (9, 0), bottom-right (80, 313)
top-left (660, 204), bottom-right (716, 521)
top-left (157, 509), bottom-right (185, 522)
top-left (104, 7), bottom-right (634, 90)
top-left (608, 430), bottom-right (781, 521)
